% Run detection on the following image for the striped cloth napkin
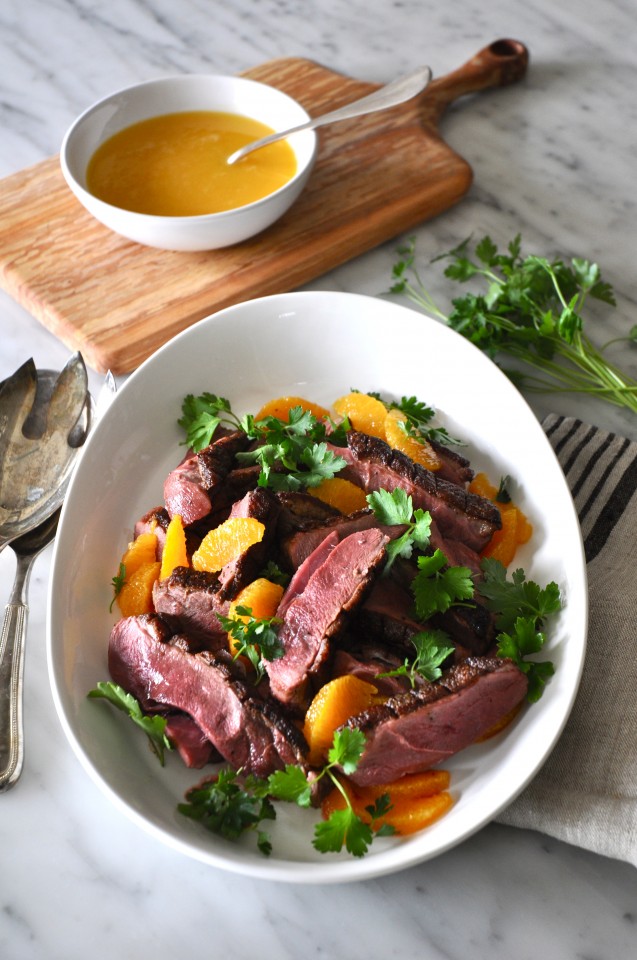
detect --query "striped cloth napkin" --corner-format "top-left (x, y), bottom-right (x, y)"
top-left (496, 414), bottom-right (637, 867)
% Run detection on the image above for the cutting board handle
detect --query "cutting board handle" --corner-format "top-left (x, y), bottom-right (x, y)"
top-left (425, 39), bottom-right (529, 120)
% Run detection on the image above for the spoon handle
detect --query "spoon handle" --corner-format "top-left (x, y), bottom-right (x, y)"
top-left (228, 64), bottom-right (432, 164)
top-left (0, 555), bottom-right (33, 792)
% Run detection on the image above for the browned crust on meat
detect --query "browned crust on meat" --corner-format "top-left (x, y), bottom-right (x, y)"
top-left (347, 431), bottom-right (501, 528)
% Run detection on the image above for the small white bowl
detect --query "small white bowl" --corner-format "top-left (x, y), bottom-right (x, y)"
top-left (60, 75), bottom-right (317, 251)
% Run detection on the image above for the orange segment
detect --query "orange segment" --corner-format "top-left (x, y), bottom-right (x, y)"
top-left (384, 408), bottom-right (441, 471)
top-left (307, 477), bottom-right (368, 514)
top-left (191, 517), bottom-right (265, 573)
top-left (226, 577), bottom-right (284, 657)
top-left (374, 791), bottom-right (454, 835)
top-left (357, 769), bottom-right (450, 803)
top-left (254, 396), bottom-right (330, 422)
top-left (121, 531), bottom-right (158, 574)
top-left (159, 514), bottom-right (189, 580)
top-left (481, 503), bottom-right (519, 566)
top-left (467, 471), bottom-right (499, 501)
top-left (469, 472), bottom-right (534, 566)
top-left (117, 560), bottom-right (161, 617)
top-left (303, 676), bottom-right (378, 766)
top-left (333, 392), bottom-right (387, 439)
top-left (516, 512), bottom-right (534, 544)
top-left (321, 772), bottom-right (454, 837)
top-left (228, 577), bottom-right (284, 621)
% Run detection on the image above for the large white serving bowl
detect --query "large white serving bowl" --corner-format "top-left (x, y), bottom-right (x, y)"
top-left (47, 291), bottom-right (587, 884)
top-left (60, 75), bottom-right (317, 251)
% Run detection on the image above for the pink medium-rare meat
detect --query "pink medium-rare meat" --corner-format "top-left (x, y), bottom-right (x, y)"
top-left (109, 614), bottom-right (307, 777)
top-left (164, 713), bottom-right (221, 769)
top-left (266, 527), bottom-right (389, 710)
top-left (281, 503), bottom-right (483, 579)
top-left (280, 508), bottom-right (406, 570)
top-left (163, 430), bottom-right (250, 525)
top-left (343, 657), bottom-right (528, 786)
top-left (277, 531), bottom-right (340, 618)
top-left (163, 453), bottom-right (213, 525)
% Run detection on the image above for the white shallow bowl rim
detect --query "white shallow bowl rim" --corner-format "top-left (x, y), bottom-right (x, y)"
top-left (47, 290), bottom-right (587, 884)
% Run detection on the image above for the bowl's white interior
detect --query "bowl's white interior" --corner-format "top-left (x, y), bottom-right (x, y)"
top-left (47, 291), bottom-right (587, 884)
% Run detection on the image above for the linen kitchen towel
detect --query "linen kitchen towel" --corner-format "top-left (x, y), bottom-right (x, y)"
top-left (496, 414), bottom-right (637, 868)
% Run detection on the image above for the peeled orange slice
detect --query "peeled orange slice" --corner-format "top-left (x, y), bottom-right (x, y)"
top-left (333, 392), bottom-right (387, 439)
top-left (303, 675), bottom-right (378, 766)
top-left (307, 477), bottom-right (368, 514)
top-left (383, 408), bottom-right (441, 471)
top-left (191, 517), bottom-right (265, 573)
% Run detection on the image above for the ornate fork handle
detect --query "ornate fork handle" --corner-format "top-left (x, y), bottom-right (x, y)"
top-left (0, 555), bottom-right (31, 791)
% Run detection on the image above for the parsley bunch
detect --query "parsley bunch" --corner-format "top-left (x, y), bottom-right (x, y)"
top-left (391, 234), bottom-right (637, 413)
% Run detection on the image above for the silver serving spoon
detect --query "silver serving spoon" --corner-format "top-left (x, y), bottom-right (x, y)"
top-left (0, 508), bottom-right (61, 791)
top-left (0, 360), bottom-right (91, 791)
top-left (226, 64), bottom-right (432, 165)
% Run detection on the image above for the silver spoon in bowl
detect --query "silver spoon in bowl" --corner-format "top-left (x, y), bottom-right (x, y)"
top-left (0, 355), bottom-right (89, 552)
top-left (226, 64), bottom-right (432, 165)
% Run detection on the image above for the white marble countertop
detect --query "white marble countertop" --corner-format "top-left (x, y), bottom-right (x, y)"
top-left (1, 1), bottom-right (636, 957)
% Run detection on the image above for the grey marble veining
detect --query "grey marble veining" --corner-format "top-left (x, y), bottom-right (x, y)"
top-left (1, 1), bottom-right (636, 958)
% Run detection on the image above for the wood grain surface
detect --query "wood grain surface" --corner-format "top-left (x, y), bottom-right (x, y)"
top-left (0, 40), bottom-right (528, 374)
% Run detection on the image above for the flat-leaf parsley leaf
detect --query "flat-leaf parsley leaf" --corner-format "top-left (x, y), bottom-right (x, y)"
top-left (479, 558), bottom-right (562, 701)
top-left (87, 681), bottom-right (173, 765)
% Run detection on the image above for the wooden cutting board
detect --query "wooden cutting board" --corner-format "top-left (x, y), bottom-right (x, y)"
top-left (0, 39), bottom-right (528, 375)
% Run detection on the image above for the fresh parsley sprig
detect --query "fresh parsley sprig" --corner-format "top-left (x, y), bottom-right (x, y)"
top-left (268, 728), bottom-right (394, 857)
top-left (217, 605), bottom-right (284, 683)
top-left (411, 550), bottom-right (475, 622)
top-left (391, 234), bottom-right (637, 413)
top-left (367, 391), bottom-right (461, 446)
top-left (379, 630), bottom-right (455, 687)
top-left (178, 393), bottom-right (242, 452)
top-left (367, 488), bottom-right (475, 616)
top-left (87, 682), bottom-right (173, 765)
top-left (366, 487), bottom-right (432, 569)
top-left (178, 395), bottom-right (348, 489)
top-left (479, 558), bottom-right (562, 701)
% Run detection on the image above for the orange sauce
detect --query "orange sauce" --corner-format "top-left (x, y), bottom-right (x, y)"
top-left (86, 110), bottom-right (297, 216)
